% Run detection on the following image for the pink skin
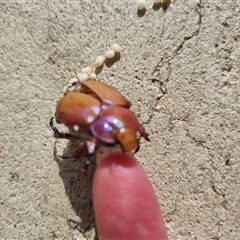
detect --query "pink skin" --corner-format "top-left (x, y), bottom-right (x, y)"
top-left (93, 152), bottom-right (168, 240)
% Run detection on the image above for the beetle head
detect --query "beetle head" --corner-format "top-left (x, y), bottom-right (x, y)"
top-left (116, 128), bottom-right (138, 151)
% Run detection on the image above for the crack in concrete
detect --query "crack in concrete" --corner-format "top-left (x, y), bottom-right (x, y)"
top-left (210, 181), bottom-right (225, 198)
top-left (212, 219), bottom-right (224, 240)
top-left (185, 129), bottom-right (218, 168)
top-left (175, 0), bottom-right (203, 55)
top-left (185, 129), bottom-right (228, 210)
top-left (147, 1), bottom-right (204, 126)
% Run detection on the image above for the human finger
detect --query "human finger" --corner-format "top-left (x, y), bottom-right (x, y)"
top-left (93, 152), bottom-right (168, 239)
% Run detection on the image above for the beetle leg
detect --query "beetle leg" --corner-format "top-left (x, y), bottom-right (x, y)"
top-left (86, 137), bottom-right (98, 155)
top-left (60, 154), bottom-right (74, 159)
top-left (84, 154), bottom-right (95, 169)
top-left (50, 117), bottom-right (79, 139)
top-left (74, 142), bottom-right (87, 158)
top-left (134, 144), bottom-right (140, 154)
top-left (55, 133), bottom-right (78, 139)
top-left (50, 117), bottom-right (60, 134)
top-left (82, 138), bottom-right (98, 169)
top-left (58, 142), bottom-right (87, 160)
top-left (139, 126), bottom-right (150, 141)
top-left (133, 132), bottom-right (149, 154)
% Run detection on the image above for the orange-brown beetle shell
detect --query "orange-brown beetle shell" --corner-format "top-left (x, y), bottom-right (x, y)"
top-left (116, 128), bottom-right (138, 151)
top-left (81, 80), bottom-right (131, 108)
top-left (100, 106), bottom-right (148, 138)
top-left (55, 92), bottom-right (101, 130)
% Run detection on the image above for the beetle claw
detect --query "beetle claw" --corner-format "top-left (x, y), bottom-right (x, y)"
top-left (146, 136), bottom-right (151, 142)
top-left (134, 145), bottom-right (140, 154)
top-left (50, 117), bottom-right (60, 134)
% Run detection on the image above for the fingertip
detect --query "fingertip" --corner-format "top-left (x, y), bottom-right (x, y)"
top-left (93, 152), bottom-right (168, 240)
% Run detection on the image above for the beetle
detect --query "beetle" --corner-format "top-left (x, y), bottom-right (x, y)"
top-left (50, 79), bottom-right (149, 167)
top-left (64, 79), bottom-right (131, 108)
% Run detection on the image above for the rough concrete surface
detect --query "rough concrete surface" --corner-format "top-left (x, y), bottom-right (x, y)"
top-left (0, 0), bottom-right (239, 239)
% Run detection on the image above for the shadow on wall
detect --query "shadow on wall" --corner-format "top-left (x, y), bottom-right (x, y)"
top-left (53, 140), bottom-right (98, 240)
top-left (137, 0), bottom-right (171, 17)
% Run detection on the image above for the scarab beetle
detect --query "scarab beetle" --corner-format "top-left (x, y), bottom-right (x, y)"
top-left (50, 79), bottom-right (149, 166)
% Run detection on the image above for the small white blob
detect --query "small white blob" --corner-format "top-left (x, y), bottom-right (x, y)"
top-left (89, 72), bottom-right (97, 79)
top-left (137, 0), bottom-right (147, 10)
top-left (86, 140), bottom-right (95, 154)
top-left (94, 56), bottom-right (105, 67)
top-left (87, 115), bottom-right (94, 123)
top-left (73, 125), bottom-right (80, 132)
top-left (69, 77), bottom-right (78, 85)
top-left (81, 67), bottom-right (92, 74)
top-left (155, 105), bottom-right (162, 111)
top-left (111, 43), bottom-right (121, 53)
top-left (77, 73), bottom-right (89, 82)
top-left (62, 85), bottom-right (68, 94)
top-left (104, 49), bottom-right (115, 59)
top-left (68, 216), bottom-right (82, 229)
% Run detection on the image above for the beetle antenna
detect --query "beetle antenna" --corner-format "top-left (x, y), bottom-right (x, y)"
top-left (49, 117), bottom-right (60, 134)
